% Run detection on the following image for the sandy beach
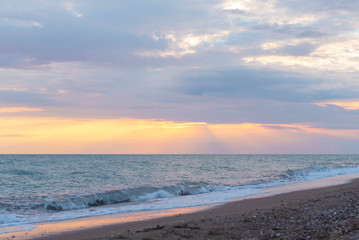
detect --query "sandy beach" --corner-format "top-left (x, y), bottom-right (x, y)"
top-left (1, 175), bottom-right (359, 240)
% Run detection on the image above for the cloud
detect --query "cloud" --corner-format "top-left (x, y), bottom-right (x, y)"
top-left (314, 99), bottom-right (359, 110)
top-left (0, 0), bottom-right (359, 136)
top-left (0, 18), bottom-right (42, 28)
top-left (0, 117), bottom-right (358, 153)
top-left (243, 39), bottom-right (359, 72)
top-left (174, 68), bottom-right (358, 103)
top-left (0, 22), bottom-right (168, 68)
top-left (260, 42), bottom-right (317, 56)
top-left (0, 107), bottom-right (43, 113)
top-left (63, 2), bottom-right (83, 18)
top-left (1, 0), bottom-right (357, 73)
top-left (0, 89), bottom-right (65, 108)
top-left (137, 31), bottom-right (230, 58)
top-left (0, 2), bottom-right (172, 68)
top-left (0, 0), bottom-right (221, 69)
top-left (0, 87), bottom-right (28, 91)
top-left (250, 23), bottom-right (326, 39)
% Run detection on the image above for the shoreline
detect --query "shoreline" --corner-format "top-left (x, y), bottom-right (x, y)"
top-left (1, 174), bottom-right (359, 239)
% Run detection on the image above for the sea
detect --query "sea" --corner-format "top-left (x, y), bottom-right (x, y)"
top-left (0, 154), bottom-right (359, 233)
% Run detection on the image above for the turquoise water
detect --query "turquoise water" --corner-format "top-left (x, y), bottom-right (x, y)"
top-left (0, 154), bottom-right (358, 227)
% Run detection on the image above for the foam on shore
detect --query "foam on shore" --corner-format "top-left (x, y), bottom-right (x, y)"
top-left (1, 173), bottom-right (358, 240)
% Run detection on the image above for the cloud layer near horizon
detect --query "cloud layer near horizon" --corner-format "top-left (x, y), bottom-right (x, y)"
top-left (1, 0), bottom-right (359, 153)
top-left (1, 117), bottom-right (358, 154)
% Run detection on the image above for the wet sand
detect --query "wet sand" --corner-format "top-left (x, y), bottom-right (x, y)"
top-left (3, 176), bottom-right (359, 240)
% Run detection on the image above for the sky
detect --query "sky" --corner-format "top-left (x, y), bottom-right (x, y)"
top-left (1, 0), bottom-right (359, 153)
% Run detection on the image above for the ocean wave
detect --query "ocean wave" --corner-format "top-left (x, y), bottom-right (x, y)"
top-left (42, 184), bottom-right (216, 212)
top-left (274, 166), bottom-right (359, 182)
top-left (1, 163), bottom-right (359, 228)
top-left (9, 169), bottom-right (41, 176)
top-left (40, 165), bottom-right (359, 212)
top-left (3, 165), bottom-right (359, 214)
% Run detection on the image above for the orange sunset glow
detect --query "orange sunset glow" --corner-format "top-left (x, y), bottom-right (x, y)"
top-left (1, 117), bottom-right (358, 154)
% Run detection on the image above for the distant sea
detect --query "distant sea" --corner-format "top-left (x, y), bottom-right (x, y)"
top-left (1, 154), bottom-right (359, 232)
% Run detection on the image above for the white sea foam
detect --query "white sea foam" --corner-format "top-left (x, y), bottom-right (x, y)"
top-left (0, 154), bottom-right (359, 231)
top-left (133, 189), bottom-right (175, 201)
top-left (0, 212), bottom-right (25, 225)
